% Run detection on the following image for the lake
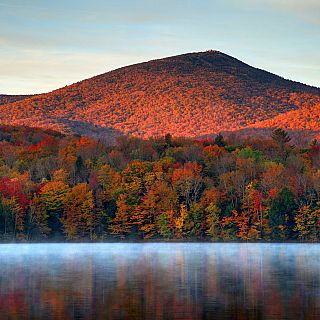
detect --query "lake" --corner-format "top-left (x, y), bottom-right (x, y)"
top-left (0, 243), bottom-right (319, 319)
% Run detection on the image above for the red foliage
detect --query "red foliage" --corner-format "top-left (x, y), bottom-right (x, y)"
top-left (0, 177), bottom-right (29, 209)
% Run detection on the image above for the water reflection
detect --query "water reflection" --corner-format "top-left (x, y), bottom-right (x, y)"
top-left (0, 243), bottom-right (319, 319)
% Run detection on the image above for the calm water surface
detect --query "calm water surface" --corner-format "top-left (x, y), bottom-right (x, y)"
top-left (0, 243), bottom-right (319, 319)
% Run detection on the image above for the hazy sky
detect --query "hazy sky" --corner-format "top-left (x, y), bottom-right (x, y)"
top-left (1, 0), bottom-right (319, 94)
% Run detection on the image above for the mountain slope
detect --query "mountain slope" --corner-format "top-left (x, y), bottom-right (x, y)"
top-left (252, 103), bottom-right (320, 131)
top-left (0, 51), bottom-right (319, 141)
top-left (245, 103), bottom-right (320, 143)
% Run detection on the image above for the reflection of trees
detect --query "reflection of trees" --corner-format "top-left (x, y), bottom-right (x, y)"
top-left (0, 245), bottom-right (318, 319)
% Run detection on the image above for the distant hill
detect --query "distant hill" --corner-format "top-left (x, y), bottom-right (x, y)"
top-left (0, 94), bottom-right (32, 106)
top-left (0, 51), bottom-right (319, 142)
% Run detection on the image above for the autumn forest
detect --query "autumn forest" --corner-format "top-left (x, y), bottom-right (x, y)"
top-left (0, 125), bottom-right (318, 242)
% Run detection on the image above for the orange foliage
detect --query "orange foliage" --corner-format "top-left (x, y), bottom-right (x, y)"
top-left (0, 51), bottom-right (318, 142)
top-left (203, 145), bottom-right (226, 159)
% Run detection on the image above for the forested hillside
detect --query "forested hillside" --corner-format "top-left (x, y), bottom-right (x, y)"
top-left (0, 126), bottom-right (318, 242)
top-left (0, 51), bottom-right (319, 141)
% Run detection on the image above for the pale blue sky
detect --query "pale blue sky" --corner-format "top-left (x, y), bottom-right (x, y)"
top-left (1, 0), bottom-right (319, 94)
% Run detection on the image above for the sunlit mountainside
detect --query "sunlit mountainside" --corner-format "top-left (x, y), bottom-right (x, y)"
top-left (0, 51), bottom-right (319, 142)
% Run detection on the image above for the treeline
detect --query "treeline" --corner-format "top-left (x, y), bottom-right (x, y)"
top-left (0, 125), bottom-right (319, 242)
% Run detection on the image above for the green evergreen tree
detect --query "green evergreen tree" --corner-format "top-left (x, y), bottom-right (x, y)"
top-left (269, 187), bottom-right (296, 240)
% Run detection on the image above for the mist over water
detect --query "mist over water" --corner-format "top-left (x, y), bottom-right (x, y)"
top-left (0, 243), bottom-right (319, 319)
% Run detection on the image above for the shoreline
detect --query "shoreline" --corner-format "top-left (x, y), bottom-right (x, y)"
top-left (0, 240), bottom-right (319, 244)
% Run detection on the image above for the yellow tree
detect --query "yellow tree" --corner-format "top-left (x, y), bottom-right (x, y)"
top-left (94, 164), bottom-right (122, 235)
top-left (62, 183), bottom-right (95, 240)
top-left (294, 205), bottom-right (319, 241)
top-left (200, 189), bottom-right (224, 240)
top-left (52, 169), bottom-right (69, 183)
top-left (109, 194), bottom-right (133, 239)
top-left (40, 181), bottom-right (69, 236)
top-left (40, 181), bottom-right (69, 212)
top-left (175, 204), bottom-right (188, 238)
top-left (97, 164), bottom-right (121, 202)
top-left (110, 160), bottom-right (152, 238)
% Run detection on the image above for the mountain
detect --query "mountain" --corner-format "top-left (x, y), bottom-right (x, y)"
top-left (0, 50), bottom-right (319, 142)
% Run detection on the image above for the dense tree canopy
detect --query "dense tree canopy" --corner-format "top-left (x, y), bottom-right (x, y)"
top-left (0, 125), bottom-right (318, 241)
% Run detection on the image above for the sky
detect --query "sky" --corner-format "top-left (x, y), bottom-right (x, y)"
top-left (1, 0), bottom-right (319, 94)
